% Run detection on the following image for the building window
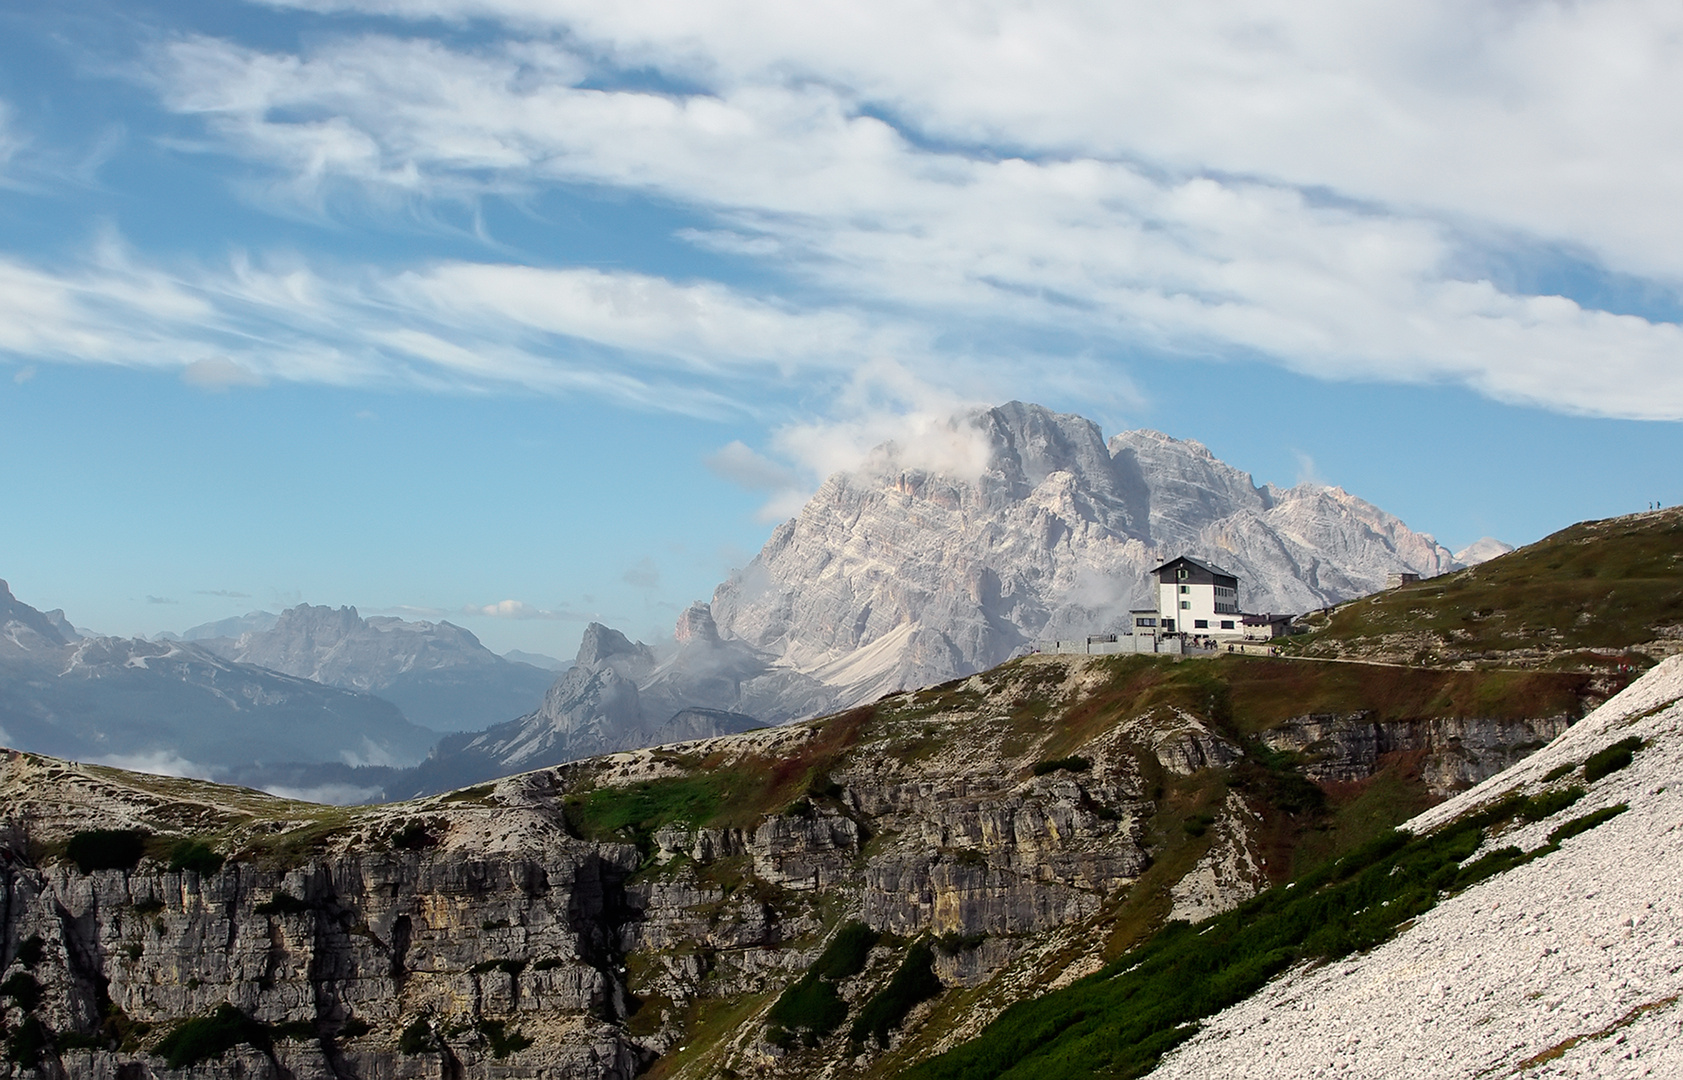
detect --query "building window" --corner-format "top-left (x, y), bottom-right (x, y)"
top-left (1136, 617), bottom-right (1156, 627)
top-left (1220, 620), bottom-right (1234, 630)
top-left (1194, 619), bottom-right (1208, 629)
top-left (1180, 585), bottom-right (1190, 593)
top-left (1162, 619), bottom-right (1175, 631)
top-left (1177, 569), bottom-right (1188, 580)
top-left (1180, 600), bottom-right (1191, 609)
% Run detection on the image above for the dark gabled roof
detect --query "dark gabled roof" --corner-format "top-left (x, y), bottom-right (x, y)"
top-left (1148, 555), bottom-right (1238, 579)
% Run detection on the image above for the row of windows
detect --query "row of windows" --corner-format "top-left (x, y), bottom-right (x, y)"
top-left (1191, 619), bottom-right (1238, 630)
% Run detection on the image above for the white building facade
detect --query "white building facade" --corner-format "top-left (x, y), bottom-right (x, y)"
top-left (1146, 556), bottom-right (1242, 635)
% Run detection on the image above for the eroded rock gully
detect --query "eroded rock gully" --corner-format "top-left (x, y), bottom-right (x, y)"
top-left (0, 655), bottom-right (1579, 1080)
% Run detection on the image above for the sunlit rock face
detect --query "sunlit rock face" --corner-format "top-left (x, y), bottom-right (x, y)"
top-left (712, 401), bottom-right (1460, 702)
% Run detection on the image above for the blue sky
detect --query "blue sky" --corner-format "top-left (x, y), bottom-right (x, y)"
top-left (2, 0), bottom-right (1680, 658)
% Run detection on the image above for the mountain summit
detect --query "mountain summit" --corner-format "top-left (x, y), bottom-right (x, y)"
top-left (711, 401), bottom-right (1459, 703)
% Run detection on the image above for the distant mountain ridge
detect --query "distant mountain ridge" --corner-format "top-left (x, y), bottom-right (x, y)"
top-left (0, 579), bottom-right (434, 779)
top-left (196, 603), bottom-right (555, 732)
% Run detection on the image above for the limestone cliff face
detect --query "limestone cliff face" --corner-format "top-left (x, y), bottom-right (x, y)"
top-left (0, 654), bottom-right (1584, 1080)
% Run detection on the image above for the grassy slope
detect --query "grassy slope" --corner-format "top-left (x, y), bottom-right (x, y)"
top-left (1289, 507), bottom-right (1683, 666)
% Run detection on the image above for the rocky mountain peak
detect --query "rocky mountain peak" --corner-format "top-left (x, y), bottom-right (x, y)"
top-left (575, 622), bottom-right (653, 670)
top-left (709, 400), bottom-right (1462, 707)
top-left (0, 578), bottom-right (70, 650)
top-left (674, 602), bottom-right (721, 646)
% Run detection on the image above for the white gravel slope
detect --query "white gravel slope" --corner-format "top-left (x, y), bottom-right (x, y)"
top-left (1152, 656), bottom-right (1683, 1080)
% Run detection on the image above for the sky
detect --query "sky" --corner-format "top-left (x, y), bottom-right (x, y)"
top-left (2, 0), bottom-right (1681, 659)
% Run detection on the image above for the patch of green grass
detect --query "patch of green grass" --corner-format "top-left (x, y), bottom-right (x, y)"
top-left (767, 921), bottom-right (880, 1037)
top-left (565, 774), bottom-right (737, 856)
top-left (813, 921), bottom-right (879, 980)
top-left (851, 941), bottom-right (943, 1048)
top-left (441, 783), bottom-right (495, 803)
top-left (1293, 509), bottom-right (1683, 661)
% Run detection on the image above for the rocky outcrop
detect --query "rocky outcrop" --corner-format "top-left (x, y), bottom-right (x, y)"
top-left (0, 651), bottom-right (1584, 1080)
top-left (1260, 712), bottom-right (1569, 796)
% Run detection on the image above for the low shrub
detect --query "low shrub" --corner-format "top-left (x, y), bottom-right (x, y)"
top-left (338, 1018), bottom-right (371, 1039)
top-left (768, 976), bottom-right (847, 1035)
top-left (5, 1015), bottom-right (52, 1068)
top-left (814, 922), bottom-right (878, 981)
top-left (1548, 804), bottom-right (1629, 846)
top-left (133, 898), bottom-right (166, 916)
top-left (1, 972), bottom-right (45, 1011)
top-left (391, 822), bottom-right (438, 851)
top-left (167, 840), bottom-right (225, 877)
top-left (1520, 786), bottom-right (1585, 822)
top-left (154, 1005), bottom-right (272, 1070)
top-left (14, 935), bottom-right (44, 969)
top-left (934, 932), bottom-right (986, 956)
top-left (397, 1018), bottom-right (435, 1055)
top-left (66, 830), bottom-right (148, 873)
top-left (1542, 762), bottom-right (1578, 782)
top-left (1182, 812), bottom-right (1216, 837)
top-left (851, 941), bottom-right (943, 1047)
top-left (1583, 737), bottom-right (1643, 783)
top-left (476, 1019), bottom-right (532, 1058)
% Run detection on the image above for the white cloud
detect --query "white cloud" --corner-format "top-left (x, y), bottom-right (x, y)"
top-left (140, 22), bottom-right (1683, 420)
top-left (181, 356), bottom-right (266, 390)
top-left (88, 749), bottom-right (212, 780)
top-left (261, 782), bottom-right (383, 804)
top-left (705, 440), bottom-right (799, 490)
top-left (0, 242), bottom-right (913, 415)
top-left (251, 0), bottom-right (1683, 279)
top-left (467, 599), bottom-right (583, 620)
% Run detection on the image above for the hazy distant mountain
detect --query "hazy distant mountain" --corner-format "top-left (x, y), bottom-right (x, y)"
top-left (198, 604), bottom-right (555, 732)
top-left (156, 610), bottom-right (279, 642)
top-left (502, 649), bottom-right (569, 672)
top-left (391, 610), bottom-right (816, 795)
top-left (0, 579), bottom-right (434, 778)
top-left (1454, 537), bottom-right (1516, 565)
